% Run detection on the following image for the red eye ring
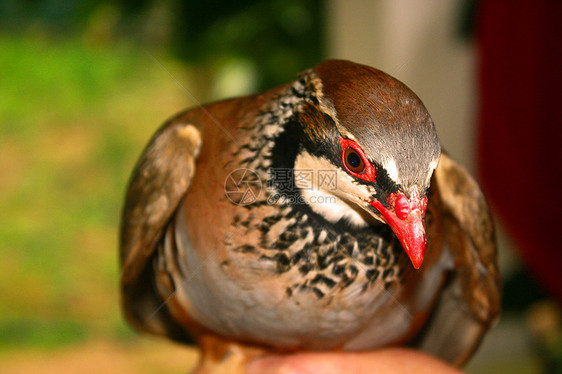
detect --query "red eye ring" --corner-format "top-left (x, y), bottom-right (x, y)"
top-left (340, 138), bottom-right (376, 182)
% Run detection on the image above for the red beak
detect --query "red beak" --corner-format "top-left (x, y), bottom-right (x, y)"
top-left (369, 191), bottom-right (427, 269)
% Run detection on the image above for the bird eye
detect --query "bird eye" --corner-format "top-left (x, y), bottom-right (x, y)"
top-left (344, 147), bottom-right (365, 174)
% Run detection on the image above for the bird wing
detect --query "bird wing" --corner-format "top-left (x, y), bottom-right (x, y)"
top-left (119, 118), bottom-right (202, 341)
top-left (417, 152), bottom-right (501, 366)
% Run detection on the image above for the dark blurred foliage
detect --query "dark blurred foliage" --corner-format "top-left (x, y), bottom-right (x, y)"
top-left (0, 0), bottom-right (325, 91)
top-left (502, 268), bottom-right (549, 312)
top-left (0, 0), bottom-right (101, 32)
top-left (456, 0), bottom-right (477, 40)
top-left (158, 0), bottom-right (324, 90)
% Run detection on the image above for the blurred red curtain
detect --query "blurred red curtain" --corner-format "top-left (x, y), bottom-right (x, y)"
top-left (477, 1), bottom-right (562, 304)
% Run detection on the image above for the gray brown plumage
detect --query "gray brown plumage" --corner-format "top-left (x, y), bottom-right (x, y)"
top-left (120, 60), bottom-right (501, 372)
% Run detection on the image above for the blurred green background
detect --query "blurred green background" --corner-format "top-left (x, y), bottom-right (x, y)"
top-left (1, 1), bottom-right (560, 373)
top-left (0, 1), bottom-right (323, 372)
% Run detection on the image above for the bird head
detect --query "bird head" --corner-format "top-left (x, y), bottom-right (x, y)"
top-left (279, 60), bottom-right (441, 269)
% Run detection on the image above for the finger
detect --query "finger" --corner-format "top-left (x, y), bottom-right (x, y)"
top-left (247, 348), bottom-right (464, 374)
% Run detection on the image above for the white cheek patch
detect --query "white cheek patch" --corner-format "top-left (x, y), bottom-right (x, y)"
top-left (294, 151), bottom-right (369, 228)
top-left (300, 188), bottom-right (368, 228)
top-left (383, 159), bottom-right (399, 183)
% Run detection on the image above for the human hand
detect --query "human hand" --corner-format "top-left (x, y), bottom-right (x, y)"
top-left (247, 348), bottom-right (463, 374)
